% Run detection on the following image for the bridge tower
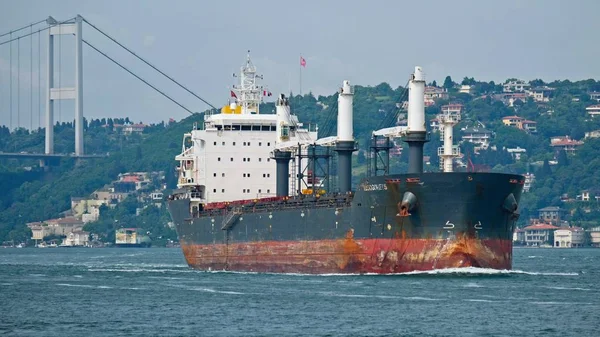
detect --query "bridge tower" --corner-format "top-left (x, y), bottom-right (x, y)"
top-left (45, 15), bottom-right (84, 155)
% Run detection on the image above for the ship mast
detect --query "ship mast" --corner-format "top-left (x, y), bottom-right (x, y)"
top-left (232, 50), bottom-right (264, 114)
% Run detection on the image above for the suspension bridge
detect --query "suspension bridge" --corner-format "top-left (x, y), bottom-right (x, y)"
top-left (0, 14), bottom-right (215, 165)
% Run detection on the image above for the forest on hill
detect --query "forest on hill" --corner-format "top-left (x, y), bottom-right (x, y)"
top-left (1, 75), bottom-right (600, 244)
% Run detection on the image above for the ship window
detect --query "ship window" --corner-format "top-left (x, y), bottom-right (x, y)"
top-left (213, 189), bottom-right (216, 193)
top-left (259, 189), bottom-right (262, 193)
top-left (248, 173), bottom-right (251, 177)
top-left (243, 189), bottom-right (246, 193)
top-left (252, 125), bottom-right (261, 131)
top-left (261, 125), bottom-right (270, 131)
top-left (267, 174), bottom-right (270, 177)
top-left (243, 158), bottom-right (246, 162)
top-left (243, 173), bottom-right (246, 177)
top-left (233, 142), bottom-right (236, 146)
top-left (267, 189), bottom-right (270, 193)
top-left (259, 142), bottom-right (262, 146)
top-left (214, 141), bottom-right (217, 146)
top-left (222, 189), bottom-right (225, 193)
top-left (267, 158), bottom-right (271, 162)
top-left (248, 142), bottom-right (251, 146)
top-left (230, 158), bottom-right (233, 162)
top-left (218, 157), bottom-right (221, 161)
top-left (263, 174), bottom-right (266, 178)
top-left (270, 126), bottom-right (276, 131)
top-left (243, 142), bottom-right (246, 146)
top-left (259, 158), bottom-right (262, 162)
top-left (232, 125), bottom-right (241, 130)
top-left (242, 125), bottom-right (251, 131)
top-left (222, 141), bottom-right (225, 145)
top-left (267, 142), bottom-right (271, 146)
top-left (222, 173), bottom-right (225, 177)
top-left (213, 173), bottom-right (216, 177)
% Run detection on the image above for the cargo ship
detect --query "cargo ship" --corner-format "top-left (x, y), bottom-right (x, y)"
top-left (167, 53), bottom-right (523, 274)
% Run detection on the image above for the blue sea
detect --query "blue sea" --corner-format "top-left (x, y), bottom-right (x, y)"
top-left (1, 248), bottom-right (599, 337)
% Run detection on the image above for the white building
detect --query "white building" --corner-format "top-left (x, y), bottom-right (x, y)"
top-left (523, 173), bottom-right (535, 192)
top-left (503, 80), bottom-right (530, 92)
top-left (424, 86), bottom-right (448, 106)
top-left (506, 147), bottom-right (527, 160)
top-left (586, 104), bottom-right (600, 117)
top-left (122, 123), bottom-right (146, 135)
top-left (584, 130), bottom-right (600, 139)
top-left (554, 228), bottom-right (585, 248)
top-left (589, 227), bottom-right (600, 247)
top-left (458, 85), bottom-right (475, 95)
top-left (461, 128), bottom-right (493, 152)
top-left (527, 86), bottom-right (554, 102)
top-left (62, 231), bottom-right (90, 247)
top-left (523, 223), bottom-right (560, 246)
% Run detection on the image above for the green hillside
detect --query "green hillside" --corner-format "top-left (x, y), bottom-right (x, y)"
top-left (2, 77), bottom-right (600, 244)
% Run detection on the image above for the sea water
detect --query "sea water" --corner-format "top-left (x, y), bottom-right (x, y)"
top-left (1, 247), bottom-right (599, 336)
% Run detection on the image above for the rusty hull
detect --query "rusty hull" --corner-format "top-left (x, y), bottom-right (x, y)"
top-left (180, 232), bottom-right (512, 274)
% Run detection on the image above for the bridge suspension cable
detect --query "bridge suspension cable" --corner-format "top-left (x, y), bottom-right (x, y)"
top-left (0, 18), bottom-right (47, 39)
top-left (82, 39), bottom-right (195, 114)
top-left (0, 17), bottom-right (76, 47)
top-left (82, 17), bottom-right (217, 110)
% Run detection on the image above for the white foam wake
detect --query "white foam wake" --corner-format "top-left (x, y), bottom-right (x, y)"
top-left (394, 267), bottom-right (579, 276)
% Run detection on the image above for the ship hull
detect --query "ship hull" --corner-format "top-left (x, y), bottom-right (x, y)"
top-left (168, 172), bottom-right (523, 274)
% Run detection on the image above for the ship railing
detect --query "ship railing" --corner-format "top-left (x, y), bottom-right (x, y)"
top-left (197, 194), bottom-right (353, 217)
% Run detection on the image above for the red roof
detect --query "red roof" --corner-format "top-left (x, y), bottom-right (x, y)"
top-left (524, 224), bottom-right (560, 230)
top-left (502, 115), bottom-right (523, 120)
top-left (121, 176), bottom-right (141, 183)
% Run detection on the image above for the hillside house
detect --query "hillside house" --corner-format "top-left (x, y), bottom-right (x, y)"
top-left (458, 85), bottom-right (475, 95)
top-left (584, 130), bottom-right (600, 139)
top-left (550, 136), bottom-right (584, 154)
top-left (538, 206), bottom-right (567, 225)
top-left (424, 87), bottom-right (448, 106)
top-left (430, 118), bottom-right (440, 133)
top-left (461, 128), bottom-right (493, 151)
top-left (122, 123), bottom-right (146, 135)
top-left (527, 86), bottom-right (555, 102)
top-left (523, 173), bottom-right (535, 192)
top-left (589, 92), bottom-right (600, 102)
top-left (503, 80), bottom-right (530, 92)
top-left (521, 120), bottom-right (537, 133)
top-left (506, 147), bottom-right (527, 160)
top-left (502, 115), bottom-right (524, 128)
top-left (586, 104), bottom-right (600, 117)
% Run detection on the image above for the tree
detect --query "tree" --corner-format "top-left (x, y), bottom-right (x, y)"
top-left (443, 76), bottom-right (454, 89)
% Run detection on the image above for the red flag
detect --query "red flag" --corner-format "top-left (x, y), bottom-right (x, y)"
top-left (300, 56), bottom-right (306, 67)
top-left (230, 90), bottom-right (237, 98)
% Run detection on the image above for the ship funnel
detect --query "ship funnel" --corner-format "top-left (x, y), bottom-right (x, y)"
top-left (335, 80), bottom-right (357, 193)
top-left (274, 94), bottom-right (293, 196)
top-left (273, 150), bottom-right (292, 197)
top-left (275, 94), bottom-right (292, 145)
top-left (404, 66), bottom-right (429, 174)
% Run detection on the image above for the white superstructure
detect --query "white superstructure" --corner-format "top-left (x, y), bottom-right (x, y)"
top-left (175, 53), bottom-right (317, 204)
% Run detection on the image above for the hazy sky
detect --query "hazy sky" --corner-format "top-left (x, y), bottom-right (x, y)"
top-left (1, 0), bottom-right (599, 128)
